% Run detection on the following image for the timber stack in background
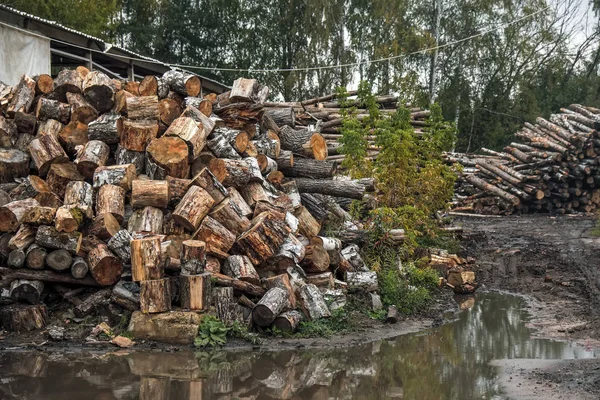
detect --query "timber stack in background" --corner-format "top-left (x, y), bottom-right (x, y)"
top-left (449, 104), bottom-right (600, 215)
top-left (0, 68), bottom-right (399, 338)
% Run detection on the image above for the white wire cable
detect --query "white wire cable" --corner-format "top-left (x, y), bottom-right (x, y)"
top-left (3, 5), bottom-right (552, 74)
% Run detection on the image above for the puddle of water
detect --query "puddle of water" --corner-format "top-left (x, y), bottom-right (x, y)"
top-left (0, 292), bottom-right (596, 399)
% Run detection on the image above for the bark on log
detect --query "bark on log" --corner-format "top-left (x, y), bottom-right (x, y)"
top-left (73, 288), bottom-right (111, 318)
top-left (35, 98), bottom-right (70, 124)
top-left (272, 310), bottom-right (303, 333)
top-left (293, 205), bottom-right (321, 238)
top-left (75, 140), bottom-right (110, 179)
top-left (140, 278), bottom-right (172, 313)
top-left (8, 224), bottom-right (36, 250)
top-left (214, 286), bottom-right (243, 325)
top-left (131, 236), bottom-right (163, 282)
top-left (163, 70), bottom-right (201, 97)
top-left (0, 199), bottom-right (39, 232)
top-left (165, 117), bottom-right (208, 160)
top-left (64, 181), bottom-right (93, 218)
top-left (128, 206), bottom-right (163, 234)
top-left (14, 112), bottom-right (37, 135)
top-left (115, 145), bottom-right (145, 175)
top-left (294, 178), bottom-right (366, 199)
top-left (252, 287), bottom-right (288, 326)
top-left (35, 225), bottom-right (81, 254)
top-left (96, 184), bottom-right (125, 223)
top-left (223, 255), bottom-right (259, 284)
top-left (205, 255), bottom-right (221, 274)
top-left (71, 256), bottom-right (89, 279)
top-left (172, 185), bottom-right (215, 231)
top-left (257, 155), bottom-right (278, 175)
top-left (209, 272), bottom-right (265, 296)
top-left (0, 149), bottom-right (29, 183)
top-left (264, 108), bottom-right (295, 128)
top-left (235, 211), bottom-right (290, 266)
top-left (166, 176), bottom-right (191, 205)
top-left (300, 244), bottom-right (330, 273)
top-left (93, 164), bottom-right (136, 191)
top-left (65, 93), bottom-right (97, 125)
top-left (83, 71), bottom-right (115, 113)
top-left (28, 134), bottom-right (68, 176)
top-left (46, 249), bottom-right (73, 272)
top-left (228, 187), bottom-right (253, 217)
top-left (0, 303), bottom-right (47, 331)
top-left (179, 273), bottom-right (211, 310)
top-left (300, 193), bottom-right (328, 222)
top-left (37, 119), bottom-right (63, 139)
top-left (298, 283), bottom-right (330, 320)
top-left (184, 97), bottom-right (212, 116)
top-left (7, 75), bottom-right (36, 117)
top-left (268, 234), bottom-right (305, 270)
top-left (125, 96), bottom-right (159, 120)
top-left (240, 181), bottom-right (270, 208)
top-left (55, 205), bottom-right (85, 233)
top-left (264, 273), bottom-right (296, 309)
top-left (9, 279), bottom-right (44, 304)
top-left (192, 167), bottom-right (228, 203)
top-left (341, 244), bottom-right (366, 270)
top-left (119, 119), bottom-right (159, 151)
top-left (132, 180), bottom-right (170, 209)
top-left (8, 249), bottom-right (25, 269)
top-left (194, 216), bottom-right (236, 256)
top-left (0, 266), bottom-right (98, 287)
top-left (146, 137), bottom-right (190, 179)
top-left (346, 271), bottom-right (378, 291)
top-left (209, 158), bottom-right (263, 187)
top-left (180, 239), bottom-right (206, 275)
top-left (88, 113), bottom-right (122, 144)
top-left (279, 126), bottom-right (327, 160)
top-left (46, 162), bottom-right (84, 200)
top-left (279, 159), bottom-right (336, 178)
top-left (209, 197), bottom-right (251, 235)
top-left (107, 229), bottom-right (133, 263)
top-left (87, 243), bottom-right (123, 286)
top-left (111, 282), bottom-right (139, 310)
top-left (307, 271), bottom-right (334, 288)
top-left (0, 116), bottom-right (17, 147)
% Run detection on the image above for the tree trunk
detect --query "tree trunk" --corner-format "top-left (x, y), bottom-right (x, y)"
top-left (146, 136), bottom-right (190, 179)
top-left (179, 273), bottom-right (211, 310)
top-left (235, 211), bottom-right (290, 266)
top-left (75, 140), bottom-right (110, 179)
top-left (93, 164), bottom-right (136, 191)
top-left (252, 287), bottom-right (287, 326)
top-left (88, 113), bottom-right (122, 144)
top-left (119, 119), bottom-right (159, 151)
top-left (209, 198), bottom-right (251, 235)
top-left (279, 126), bottom-right (327, 160)
top-left (83, 71), bottom-right (115, 112)
top-left (87, 243), bottom-right (123, 286)
top-left (280, 158), bottom-right (336, 178)
top-left (298, 283), bottom-right (330, 320)
top-left (140, 278), bottom-right (171, 313)
top-left (172, 185), bottom-right (215, 231)
top-left (96, 184), bottom-right (125, 223)
top-left (132, 180), bottom-right (169, 209)
top-left (0, 303), bottom-right (47, 331)
top-left (28, 134), bottom-right (68, 176)
top-left (294, 178), bottom-right (366, 199)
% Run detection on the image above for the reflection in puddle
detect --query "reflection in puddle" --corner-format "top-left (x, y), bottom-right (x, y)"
top-left (0, 293), bottom-right (597, 399)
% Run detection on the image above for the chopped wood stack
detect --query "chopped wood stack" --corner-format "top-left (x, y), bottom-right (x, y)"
top-left (450, 104), bottom-right (600, 215)
top-left (263, 94), bottom-right (431, 163)
top-left (0, 69), bottom-right (384, 334)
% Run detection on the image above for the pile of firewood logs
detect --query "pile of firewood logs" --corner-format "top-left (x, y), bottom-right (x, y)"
top-left (450, 105), bottom-right (600, 215)
top-left (0, 68), bottom-right (389, 334)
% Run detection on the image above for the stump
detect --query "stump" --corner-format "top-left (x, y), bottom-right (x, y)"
top-left (179, 273), bottom-right (211, 310)
top-left (87, 243), bottom-right (123, 286)
top-left (140, 278), bottom-right (171, 313)
top-left (252, 287), bottom-right (287, 327)
top-left (131, 236), bottom-right (163, 282)
top-left (172, 185), bottom-right (215, 231)
top-left (0, 303), bottom-right (47, 331)
top-left (132, 180), bottom-right (170, 209)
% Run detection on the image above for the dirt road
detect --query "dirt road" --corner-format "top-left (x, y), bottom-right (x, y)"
top-left (456, 214), bottom-right (600, 398)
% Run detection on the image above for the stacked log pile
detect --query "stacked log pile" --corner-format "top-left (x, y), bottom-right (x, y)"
top-left (0, 69), bottom-right (388, 335)
top-left (450, 105), bottom-right (600, 215)
top-left (263, 95), bottom-right (431, 162)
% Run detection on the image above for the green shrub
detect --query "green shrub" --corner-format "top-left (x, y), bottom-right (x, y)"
top-left (194, 316), bottom-right (228, 348)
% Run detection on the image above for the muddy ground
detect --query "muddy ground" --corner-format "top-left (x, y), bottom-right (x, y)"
top-left (456, 213), bottom-right (600, 399)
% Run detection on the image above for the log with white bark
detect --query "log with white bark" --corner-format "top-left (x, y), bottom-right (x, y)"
top-left (223, 255), bottom-right (260, 284)
top-left (264, 273), bottom-right (296, 309)
top-left (298, 283), bottom-right (331, 320)
top-left (107, 229), bottom-right (134, 263)
top-left (279, 126), bottom-right (327, 160)
top-left (128, 206), bottom-right (164, 234)
top-left (35, 225), bottom-right (81, 254)
top-left (7, 75), bottom-right (36, 117)
top-left (163, 70), bottom-right (201, 97)
top-left (209, 158), bottom-right (263, 188)
top-left (93, 164), bottom-right (136, 191)
top-left (345, 271), bottom-right (378, 291)
top-left (64, 181), bottom-right (94, 218)
top-left (115, 145), bottom-right (145, 175)
top-left (272, 310), bottom-right (303, 332)
top-left (88, 113), bottom-right (122, 144)
top-left (252, 287), bottom-right (287, 326)
top-left (75, 140), bottom-right (110, 179)
top-left (35, 98), bottom-right (71, 124)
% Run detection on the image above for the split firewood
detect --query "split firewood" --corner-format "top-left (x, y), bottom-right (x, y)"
top-left (8, 224), bottom-right (36, 250)
top-left (128, 206), bottom-right (164, 234)
top-left (140, 278), bottom-right (171, 313)
top-left (107, 229), bottom-right (134, 263)
top-left (115, 145), bottom-right (145, 174)
top-left (131, 236), bottom-right (163, 282)
top-left (164, 116), bottom-right (208, 159)
top-left (179, 273), bottom-right (211, 310)
top-left (192, 167), bottom-right (228, 203)
top-left (264, 274), bottom-right (296, 309)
